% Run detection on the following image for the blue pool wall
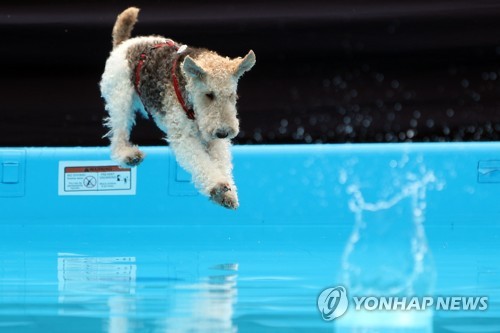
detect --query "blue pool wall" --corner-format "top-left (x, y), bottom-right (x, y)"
top-left (1, 143), bottom-right (499, 226)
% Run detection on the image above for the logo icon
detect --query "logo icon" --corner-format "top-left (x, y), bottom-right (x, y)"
top-left (83, 176), bottom-right (97, 188)
top-left (317, 286), bottom-right (349, 321)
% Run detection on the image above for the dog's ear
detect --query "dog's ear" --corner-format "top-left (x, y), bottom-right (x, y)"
top-left (183, 56), bottom-right (206, 80)
top-left (234, 50), bottom-right (256, 79)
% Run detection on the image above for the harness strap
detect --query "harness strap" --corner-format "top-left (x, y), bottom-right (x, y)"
top-left (134, 40), bottom-right (195, 120)
top-left (172, 56), bottom-right (195, 120)
top-left (134, 53), bottom-right (146, 95)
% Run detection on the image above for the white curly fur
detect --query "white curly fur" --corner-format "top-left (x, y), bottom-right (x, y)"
top-left (100, 8), bottom-right (255, 209)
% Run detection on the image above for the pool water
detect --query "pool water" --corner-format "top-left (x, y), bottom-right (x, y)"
top-left (1, 144), bottom-right (499, 332)
top-left (0, 224), bottom-right (498, 333)
top-left (0, 225), bottom-right (338, 333)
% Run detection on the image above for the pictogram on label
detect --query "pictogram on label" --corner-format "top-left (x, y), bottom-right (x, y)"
top-left (59, 161), bottom-right (136, 196)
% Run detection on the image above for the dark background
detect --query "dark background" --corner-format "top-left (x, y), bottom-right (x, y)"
top-left (2, 0), bottom-right (500, 146)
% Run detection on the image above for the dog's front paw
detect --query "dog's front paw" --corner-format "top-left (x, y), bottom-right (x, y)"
top-left (210, 183), bottom-right (239, 210)
top-left (112, 146), bottom-right (145, 167)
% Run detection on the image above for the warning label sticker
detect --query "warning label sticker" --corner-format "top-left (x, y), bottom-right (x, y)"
top-left (59, 161), bottom-right (136, 196)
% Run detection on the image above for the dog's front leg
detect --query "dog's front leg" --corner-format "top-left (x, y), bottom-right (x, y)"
top-left (207, 139), bottom-right (236, 188)
top-left (207, 139), bottom-right (238, 208)
top-left (169, 135), bottom-right (239, 209)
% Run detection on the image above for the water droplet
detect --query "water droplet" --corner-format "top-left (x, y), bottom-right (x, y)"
top-left (333, 75), bottom-right (343, 86)
top-left (472, 92), bottom-right (481, 102)
top-left (339, 169), bottom-right (348, 184)
top-left (375, 73), bottom-right (384, 83)
top-left (391, 80), bottom-right (400, 89)
top-left (253, 131), bottom-right (263, 142)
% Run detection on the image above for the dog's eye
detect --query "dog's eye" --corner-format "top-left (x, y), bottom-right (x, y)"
top-left (205, 92), bottom-right (215, 101)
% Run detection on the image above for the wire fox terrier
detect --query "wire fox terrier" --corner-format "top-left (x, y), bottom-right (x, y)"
top-left (100, 7), bottom-right (256, 209)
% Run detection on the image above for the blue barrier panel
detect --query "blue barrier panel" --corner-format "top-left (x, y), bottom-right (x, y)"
top-left (1, 143), bottom-right (499, 225)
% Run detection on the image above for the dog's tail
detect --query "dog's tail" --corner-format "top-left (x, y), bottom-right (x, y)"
top-left (112, 7), bottom-right (140, 49)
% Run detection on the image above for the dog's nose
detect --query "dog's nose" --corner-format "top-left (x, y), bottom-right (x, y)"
top-left (216, 130), bottom-right (229, 139)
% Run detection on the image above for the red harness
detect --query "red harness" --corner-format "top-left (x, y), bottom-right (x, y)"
top-left (134, 40), bottom-right (195, 120)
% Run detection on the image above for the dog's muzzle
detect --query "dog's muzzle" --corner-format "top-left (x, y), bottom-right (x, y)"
top-left (214, 127), bottom-right (238, 140)
top-left (216, 130), bottom-right (229, 139)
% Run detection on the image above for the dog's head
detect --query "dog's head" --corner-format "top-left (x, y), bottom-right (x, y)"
top-left (182, 50), bottom-right (256, 142)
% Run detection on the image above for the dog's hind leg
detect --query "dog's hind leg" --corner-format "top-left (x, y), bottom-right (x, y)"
top-left (105, 94), bottom-right (145, 167)
top-left (101, 44), bottom-right (145, 167)
top-left (102, 83), bottom-right (145, 167)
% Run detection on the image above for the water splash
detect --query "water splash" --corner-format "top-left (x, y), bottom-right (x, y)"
top-left (340, 162), bottom-right (441, 297)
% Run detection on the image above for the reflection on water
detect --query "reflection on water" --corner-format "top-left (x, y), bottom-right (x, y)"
top-left (57, 254), bottom-right (238, 333)
top-left (58, 254), bottom-right (138, 332)
top-left (57, 254), bottom-right (137, 297)
top-left (163, 265), bottom-right (238, 333)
